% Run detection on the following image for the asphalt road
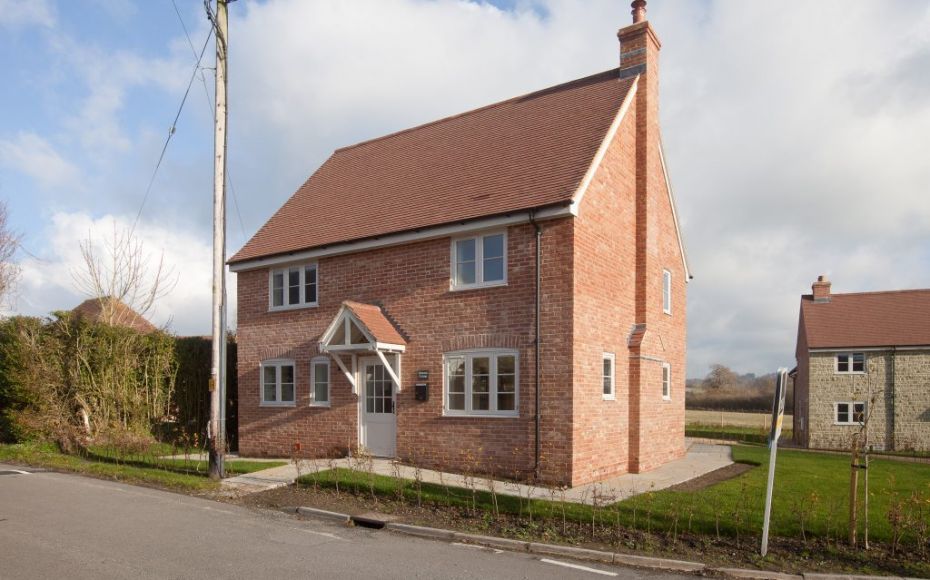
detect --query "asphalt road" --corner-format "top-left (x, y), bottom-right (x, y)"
top-left (0, 463), bottom-right (690, 580)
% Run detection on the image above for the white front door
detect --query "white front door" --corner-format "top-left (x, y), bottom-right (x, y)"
top-left (360, 358), bottom-right (396, 457)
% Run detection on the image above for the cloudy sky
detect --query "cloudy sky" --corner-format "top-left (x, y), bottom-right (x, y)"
top-left (1, 0), bottom-right (928, 378)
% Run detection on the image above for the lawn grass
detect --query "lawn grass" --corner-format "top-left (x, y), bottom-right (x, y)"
top-left (297, 445), bottom-right (930, 547)
top-left (622, 445), bottom-right (930, 544)
top-left (686, 424), bottom-right (793, 444)
top-left (0, 441), bottom-right (285, 490)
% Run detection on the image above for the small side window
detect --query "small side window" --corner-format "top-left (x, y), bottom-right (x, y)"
top-left (662, 363), bottom-right (671, 400)
top-left (662, 269), bottom-right (672, 315)
top-left (311, 357), bottom-right (330, 407)
top-left (602, 353), bottom-right (615, 400)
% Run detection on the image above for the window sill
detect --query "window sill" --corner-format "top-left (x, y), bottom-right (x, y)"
top-left (268, 302), bottom-right (319, 313)
top-left (602, 395), bottom-right (615, 401)
top-left (662, 396), bottom-right (671, 402)
top-left (309, 402), bottom-right (331, 408)
top-left (834, 372), bottom-right (866, 375)
top-left (449, 281), bottom-right (508, 293)
top-left (663, 310), bottom-right (672, 316)
top-left (442, 412), bottom-right (519, 419)
top-left (260, 402), bottom-right (296, 408)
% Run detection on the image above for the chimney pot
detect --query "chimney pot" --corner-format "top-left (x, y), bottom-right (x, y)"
top-left (631, 0), bottom-right (647, 23)
top-left (812, 275), bottom-right (832, 303)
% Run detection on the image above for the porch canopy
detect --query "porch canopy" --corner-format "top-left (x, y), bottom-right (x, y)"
top-left (319, 301), bottom-right (406, 393)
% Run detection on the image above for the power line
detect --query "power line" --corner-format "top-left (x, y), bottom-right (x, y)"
top-left (131, 26), bottom-right (214, 234)
top-left (172, 0), bottom-right (247, 240)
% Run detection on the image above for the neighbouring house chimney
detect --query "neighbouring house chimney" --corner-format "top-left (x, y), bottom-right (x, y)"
top-left (812, 275), bottom-right (832, 302)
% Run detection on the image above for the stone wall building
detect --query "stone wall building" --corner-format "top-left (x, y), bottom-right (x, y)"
top-left (792, 276), bottom-right (930, 452)
top-left (229, 1), bottom-right (690, 486)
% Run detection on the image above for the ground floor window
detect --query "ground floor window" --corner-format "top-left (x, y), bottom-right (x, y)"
top-left (261, 360), bottom-right (295, 406)
top-left (602, 353), bottom-right (615, 400)
top-left (444, 349), bottom-right (518, 416)
top-left (662, 363), bottom-right (671, 400)
top-left (311, 357), bottom-right (330, 407)
top-left (835, 401), bottom-right (865, 425)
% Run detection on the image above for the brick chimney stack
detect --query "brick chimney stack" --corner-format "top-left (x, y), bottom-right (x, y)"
top-left (618, 0), bottom-right (664, 473)
top-left (812, 275), bottom-right (832, 302)
top-left (631, 0), bottom-right (647, 23)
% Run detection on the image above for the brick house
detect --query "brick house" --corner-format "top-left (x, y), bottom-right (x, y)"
top-left (792, 276), bottom-right (930, 452)
top-left (229, 1), bottom-right (690, 486)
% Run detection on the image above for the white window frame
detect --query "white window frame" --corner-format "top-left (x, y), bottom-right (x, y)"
top-left (449, 230), bottom-right (508, 291)
top-left (260, 359), bottom-right (296, 407)
top-left (834, 401), bottom-right (866, 425)
top-left (834, 352), bottom-right (865, 374)
top-left (442, 348), bottom-right (519, 417)
top-left (662, 362), bottom-right (671, 401)
top-left (662, 269), bottom-right (672, 315)
top-left (602, 352), bottom-right (616, 400)
top-left (269, 263), bottom-right (319, 311)
top-left (310, 356), bottom-right (331, 408)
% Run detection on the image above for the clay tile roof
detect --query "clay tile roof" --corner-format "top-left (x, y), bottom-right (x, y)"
top-left (344, 301), bottom-right (406, 346)
top-left (72, 297), bottom-right (157, 334)
top-left (229, 69), bottom-right (636, 264)
top-left (800, 289), bottom-right (930, 348)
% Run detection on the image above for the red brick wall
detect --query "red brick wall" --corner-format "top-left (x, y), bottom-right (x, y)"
top-left (236, 219), bottom-right (576, 483)
top-left (570, 104), bottom-right (638, 485)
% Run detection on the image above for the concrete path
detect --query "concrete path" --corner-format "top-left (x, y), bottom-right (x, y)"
top-left (220, 440), bottom-right (733, 502)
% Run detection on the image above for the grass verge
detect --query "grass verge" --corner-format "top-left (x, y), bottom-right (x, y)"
top-left (0, 442), bottom-right (285, 491)
top-left (295, 445), bottom-right (930, 572)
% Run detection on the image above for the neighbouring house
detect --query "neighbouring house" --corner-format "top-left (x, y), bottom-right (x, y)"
top-left (792, 276), bottom-right (930, 452)
top-left (229, 1), bottom-right (690, 486)
top-left (71, 296), bottom-right (157, 334)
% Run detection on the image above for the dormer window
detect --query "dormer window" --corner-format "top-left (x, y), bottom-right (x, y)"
top-left (451, 231), bottom-right (507, 290)
top-left (270, 263), bottom-right (318, 310)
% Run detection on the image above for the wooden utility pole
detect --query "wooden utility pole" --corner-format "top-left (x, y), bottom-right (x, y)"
top-left (208, 0), bottom-right (229, 481)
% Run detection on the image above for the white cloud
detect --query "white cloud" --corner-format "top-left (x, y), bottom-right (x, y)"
top-left (0, 0), bottom-right (55, 29)
top-left (0, 132), bottom-right (80, 189)
top-left (13, 211), bottom-right (234, 336)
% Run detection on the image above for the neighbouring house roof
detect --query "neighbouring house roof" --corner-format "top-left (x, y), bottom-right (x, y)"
top-left (229, 69), bottom-right (637, 265)
top-left (71, 297), bottom-right (157, 334)
top-left (799, 289), bottom-right (930, 349)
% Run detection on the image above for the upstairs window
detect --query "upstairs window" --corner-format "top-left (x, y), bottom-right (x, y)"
top-left (311, 357), bottom-right (330, 407)
top-left (835, 401), bottom-right (865, 425)
top-left (444, 349), bottom-right (518, 416)
top-left (451, 232), bottom-right (507, 290)
top-left (662, 269), bottom-right (672, 314)
top-left (835, 353), bottom-right (865, 374)
top-left (602, 353), bottom-right (615, 400)
top-left (270, 263), bottom-right (318, 310)
top-left (261, 360), bottom-right (296, 406)
top-left (662, 363), bottom-right (671, 400)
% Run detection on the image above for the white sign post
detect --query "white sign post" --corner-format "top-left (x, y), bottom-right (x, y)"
top-left (761, 367), bottom-right (788, 557)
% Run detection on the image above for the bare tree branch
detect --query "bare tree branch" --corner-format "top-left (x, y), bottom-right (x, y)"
top-left (0, 201), bottom-right (21, 307)
top-left (72, 223), bottom-right (178, 326)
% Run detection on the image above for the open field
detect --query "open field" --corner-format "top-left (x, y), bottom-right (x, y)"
top-left (687, 410), bottom-right (792, 429)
